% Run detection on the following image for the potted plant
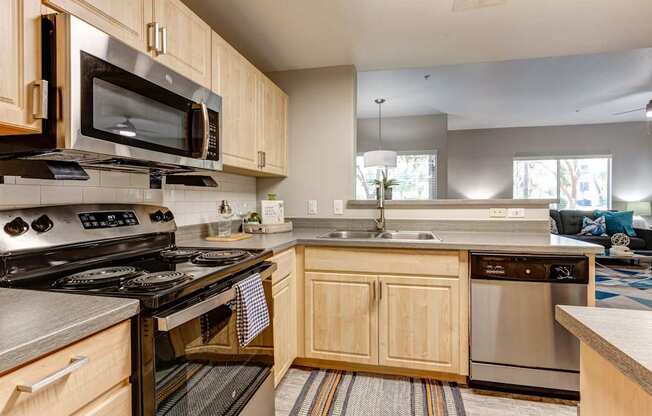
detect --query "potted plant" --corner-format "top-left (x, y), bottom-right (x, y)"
top-left (374, 170), bottom-right (399, 200)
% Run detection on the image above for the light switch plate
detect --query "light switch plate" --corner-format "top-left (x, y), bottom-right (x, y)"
top-left (508, 208), bottom-right (526, 218)
top-left (333, 200), bottom-right (344, 215)
top-left (489, 208), bottom-right (507, 218)
top-left (308, 200), bottom-right (318, 215)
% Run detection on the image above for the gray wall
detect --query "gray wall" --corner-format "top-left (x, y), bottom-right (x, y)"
top-left (257, 66), bottom-right (358, 217)
top-left (357, 114), bottom-right (448, 197)
top-left (447, 122), bottom-right (652, 203)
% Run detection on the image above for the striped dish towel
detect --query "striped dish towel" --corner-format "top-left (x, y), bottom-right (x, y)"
top-left (234, 273), bottom-right (270, 347)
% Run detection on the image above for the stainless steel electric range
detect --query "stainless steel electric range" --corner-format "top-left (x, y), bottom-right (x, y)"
top-left (0, 204), bottom-right (276, 416)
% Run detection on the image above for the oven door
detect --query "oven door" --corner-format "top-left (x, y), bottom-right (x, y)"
top-left (61, 14), bottom-right (222, 171)
top-left (143, 263), bottom-right (275, 416)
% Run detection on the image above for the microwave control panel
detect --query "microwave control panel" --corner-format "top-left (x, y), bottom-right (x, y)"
top-left (207, 110), bottom-right (219, 161)
top-left (78, 211), bottom-right (139, 229)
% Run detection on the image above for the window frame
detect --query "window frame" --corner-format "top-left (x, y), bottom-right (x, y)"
top-left (355, 150), bottom-right (438, 201)
top-left (513, 154), bottom-right (612, 210)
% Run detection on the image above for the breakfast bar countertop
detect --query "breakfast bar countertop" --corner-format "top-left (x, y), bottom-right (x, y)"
top-left (0, 289), bottom-right (139, 374)
top-left (180, 228), bottom-right (604, 256)
top-left (556, 305), bottom-right (652, 396)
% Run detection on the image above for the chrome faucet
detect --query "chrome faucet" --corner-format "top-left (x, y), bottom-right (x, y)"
top-left (374, 185), bottom-right (386, 231)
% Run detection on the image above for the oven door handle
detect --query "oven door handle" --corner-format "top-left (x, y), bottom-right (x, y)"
top-left (154, 263), bottom-right (276, 331)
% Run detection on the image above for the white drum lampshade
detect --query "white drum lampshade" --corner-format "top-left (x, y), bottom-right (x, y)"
top-left (364, 150), bottom-right (397, 168)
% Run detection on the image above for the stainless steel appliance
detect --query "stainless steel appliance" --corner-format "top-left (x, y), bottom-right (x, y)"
top-left (470, 253), bottom-right (588, 396)
top-left (0, 14), bottom-right (222, 175)
top-left (0, 204), bottom-right (274, 416)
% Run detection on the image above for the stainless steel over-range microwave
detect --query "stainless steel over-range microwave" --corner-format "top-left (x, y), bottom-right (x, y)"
top-left (0, 14), bottom-right (222, 175)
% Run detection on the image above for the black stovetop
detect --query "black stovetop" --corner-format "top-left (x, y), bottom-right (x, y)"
top-left (4, 246), bottom-right (272, 310)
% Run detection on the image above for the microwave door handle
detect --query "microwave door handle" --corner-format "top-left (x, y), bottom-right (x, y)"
top-left (192, 103), bottom-right (210, 159)
top-left (155, 287), bottom-right (236, 331)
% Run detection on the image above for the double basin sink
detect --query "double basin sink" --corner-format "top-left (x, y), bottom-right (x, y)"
top-left (318, 230), bottom-right (441, 241)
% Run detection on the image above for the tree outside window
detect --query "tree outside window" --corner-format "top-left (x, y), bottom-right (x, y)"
top-left (356, 152), bottom-right (437, 200)
top-left (513, 157), bottom-right (611, 210)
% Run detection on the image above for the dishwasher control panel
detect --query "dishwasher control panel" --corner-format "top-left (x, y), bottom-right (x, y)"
top-left (470, 254), bottom-right (588, 283)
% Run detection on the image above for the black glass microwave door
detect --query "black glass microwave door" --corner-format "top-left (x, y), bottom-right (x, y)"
top-left (154, 305), bottom-right (271, 416)
top-left (79, 51), bottom-right (196, 157)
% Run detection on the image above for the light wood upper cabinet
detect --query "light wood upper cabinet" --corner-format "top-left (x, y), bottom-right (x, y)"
top-left (305, 272), bottom-right (378, 365)
top-left (0, 0), bottom-right (43, 134)
top-left (42, 0), bottom-right (152, 52)
top-left (151, 0), bottom-right (211, 88)
top-left (260, 77), bottom-right (288, 176)
top-left (378, 275), bottom-right (460, 373)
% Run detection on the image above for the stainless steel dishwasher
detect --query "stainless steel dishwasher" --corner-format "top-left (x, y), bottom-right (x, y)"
top-left (470, 253), bottom-right (588, 396)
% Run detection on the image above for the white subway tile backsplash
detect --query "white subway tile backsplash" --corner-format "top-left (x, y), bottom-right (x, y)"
top-left (41, 186), bottom-right (83, 205)
top-left (0, 170), bottom-right (256, 227)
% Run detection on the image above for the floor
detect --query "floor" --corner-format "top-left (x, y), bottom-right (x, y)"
top-left (275, 262), bottom-right (651, 416)
top-left (595, 261), bottom-right (652, 310)
top-left (274, 368), bottom-right (578, 416)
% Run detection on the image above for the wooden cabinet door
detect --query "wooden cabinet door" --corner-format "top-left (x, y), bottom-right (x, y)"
top-left (0, 0), bottom-right (42, 134)
top-left (212, 32), bottom-right (260, 172)
top-left (43, 0), bottom-right (151, 52)
top-left (378, 276), bottom-right (460, 373)
top-left (273, 273), bottom-right (296, 386)
top-left (260, 78), bottom-right (288, 176)
top-left (305, 272), bottom-right (378, 365)
top-left (152, 0), bottom-right (211, 88)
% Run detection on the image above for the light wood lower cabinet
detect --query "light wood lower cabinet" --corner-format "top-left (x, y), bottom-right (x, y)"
top-left (302, 248), bottom-right (469, 376)
top-left (272, 273), bottom-right (296, 386)
top-left (0, 0), bottom-right (43, 134)
top-left (379, 276), bottom-right (460, 373)
top-left (305, 272), bottom-right (378, 365)
top-left (0, 320), bottom-right (132, 416)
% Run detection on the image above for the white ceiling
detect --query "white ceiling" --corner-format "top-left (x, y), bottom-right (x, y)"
top-left (358, 48), bottom-right (652, 130)
top-left (182, 0), bottom-right (652, 72)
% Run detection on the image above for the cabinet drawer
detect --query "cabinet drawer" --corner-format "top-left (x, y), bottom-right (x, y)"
top-left (270, 248), bottom-right (295, 284)
top-left (305, 247), bottom-right (460, 277)
top-left (0, 321), bottom-right (131, 416)
top-left (73, 383), bottom-right (131, 416)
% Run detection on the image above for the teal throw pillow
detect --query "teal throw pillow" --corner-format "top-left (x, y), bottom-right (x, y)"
top-left (594, 210), bottom-right (636, 237)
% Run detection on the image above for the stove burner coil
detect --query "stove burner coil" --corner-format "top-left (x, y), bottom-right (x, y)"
top-left (121, 271), bottom-right (192, 291)
top-left (159, 249), bottom-right (201, 262)
top-left (192, 250), bottom-right (250, 265)
top-left (53, 266), bottom-right (141, 288)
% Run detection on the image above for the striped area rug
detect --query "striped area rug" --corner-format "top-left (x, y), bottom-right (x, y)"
top-left (289, 369), bottom-right (466, 416)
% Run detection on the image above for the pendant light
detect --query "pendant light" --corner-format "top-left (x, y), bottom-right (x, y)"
top-left (363, 98), bottom-right (397, 168)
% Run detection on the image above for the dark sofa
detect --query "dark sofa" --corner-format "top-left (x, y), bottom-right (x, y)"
top-left (550, 209), bottom-right (652, 250)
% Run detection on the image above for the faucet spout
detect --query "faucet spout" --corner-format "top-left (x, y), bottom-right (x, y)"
top-left (375, 185), bottom-right (386, 231)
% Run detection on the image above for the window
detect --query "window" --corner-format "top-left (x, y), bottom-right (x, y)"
top-left (356, 151), bottom-right (437, 200)
top-left (513, 156), bottom-right (611, 210)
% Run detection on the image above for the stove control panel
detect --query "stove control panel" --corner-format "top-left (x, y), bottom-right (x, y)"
top-left (79, 211), bottom-right (139, 229)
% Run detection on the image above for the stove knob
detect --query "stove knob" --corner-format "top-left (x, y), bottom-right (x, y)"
top-left (150, 210), bottom-right (165, 222)
top-left (163, 211), bottom-right (175, 222)
top-left (4, 217), bottom-right (29, 236)
top-left (31, 215), bottom-right (54, 233)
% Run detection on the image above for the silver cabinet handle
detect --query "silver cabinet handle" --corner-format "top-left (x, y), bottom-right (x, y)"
top-left (159, 26), bottom-right (168, 55)
top-left (379, 280), bottom-right (382, 300)
top-left (147, 22), bottom-right (161, 53)
top-left (16, 356), bottom-right (89, 393)
top-left (372, 281), bottom-right (377, 302)
top-left (262, 151), bottom-right (266, 168)
top-left (192, 103), bottom-right (209, 159)
top-left (32, 80), bottom-right (48, 119)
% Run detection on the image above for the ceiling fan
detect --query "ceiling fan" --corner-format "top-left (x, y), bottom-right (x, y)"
top-left (612, 99), bottom-right (652, 118)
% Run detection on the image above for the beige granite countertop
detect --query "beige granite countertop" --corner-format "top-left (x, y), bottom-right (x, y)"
top-left (556, 305), bottom-right (652, 395)
top-left (0, 289), bottom-right (139, 374)
top-left (179, 228), bottom-right (604, 255)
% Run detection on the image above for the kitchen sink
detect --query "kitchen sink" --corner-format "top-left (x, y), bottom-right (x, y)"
top-left (318, 230), bottom-right (381, 239)
top-left (377, 231), bottom-right (441, 241)
top-left (318, 230), bottom-right (441, 241)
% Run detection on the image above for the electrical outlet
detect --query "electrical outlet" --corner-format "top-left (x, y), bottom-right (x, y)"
top-left (489, 208), bottom-right (507, 218)
top-left (308, 200), bottom-right (318, 215)
top-left (508, 208), bottom-right (526, 218)
top-left (333, 200), bottom-right (344, 215)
